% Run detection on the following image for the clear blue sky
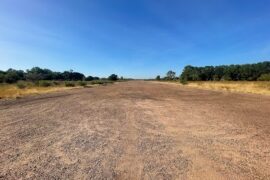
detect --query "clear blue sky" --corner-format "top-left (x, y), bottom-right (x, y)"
top-left (1, 0), bottom-right (270, 78)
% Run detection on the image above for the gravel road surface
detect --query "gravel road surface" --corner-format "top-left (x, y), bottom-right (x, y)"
top-left (0, 81), bottom-right (269, 179)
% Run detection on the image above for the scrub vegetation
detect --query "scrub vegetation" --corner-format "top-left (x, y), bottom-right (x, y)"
top-left (156, 61), bottom-right (270, 95)
top-left (178, 61), bottom-right (270, 95)
top-left (186, 81), bottom-right (270, 95)
top-left (0, 67), bottom-right (122, 99)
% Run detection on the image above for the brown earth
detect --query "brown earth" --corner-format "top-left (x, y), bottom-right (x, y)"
top-left (0, 81), bottom-right (269, 180)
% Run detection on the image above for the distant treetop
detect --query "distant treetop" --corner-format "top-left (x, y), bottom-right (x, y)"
top-left (0, 67), bottom-right (92, 83)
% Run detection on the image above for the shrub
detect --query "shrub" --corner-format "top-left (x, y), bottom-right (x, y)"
top-left (39, 81), bottom-right (52, 87)
top-left (0, 73), bottom-right (4, 83)
top-left (258, 74), bottom-right (270, 81)
top-left (156, 75), bottom-right (161, 81)
top-left (52, 81), bottom-right (60, 85)
top-left (180, 77), bottom-right (188, 85)
top-left (16, 81), bottom-right (27, 89)
top-left (78, 81), bottom-right (87, 87)
top-left (65, 82), bottom-right (75, 87)
top-left (90, 80), bottom-right (104, 85)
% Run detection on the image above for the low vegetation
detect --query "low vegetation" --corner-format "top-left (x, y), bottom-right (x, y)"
top-left (16, 81), bottom-right (27, 89)
top-left (155, 61), bottom-right (270, 95)
top-left (78, 81), bottom-right (87, 87)
top-left (65, 82), bottom-right (76, 87)
top-left (257, 73), bottom-right (270, 81)
top-left (0, 66), bottom-right (125, 99)
top-left (90, 80), bottom-right (114, 85)
top-left (39, 81), bottom-right (52, 87)
top-left (186, 81), bottom-right (270, 95)
top-left (0, 79), bottom-right (118, 99)
top-left (0, 83), bottom-right (70, 99)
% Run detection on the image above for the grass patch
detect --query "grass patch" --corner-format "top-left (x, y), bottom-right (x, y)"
top-left (0, 80), bottom-right (115, 99)
top-left (90, 80), bottom-right (114, 85)
top-left (0, 81), bottom-right (75, 99)
top-left (65, 82), bottom-right (76, 87)
top-left (16, 81), bottom-right (27, 89)
top-left (0, 84), bottom-right (72, 99)
top-left (186, 81), bottom-right (270, 95)
top-left (78, 81), bottom-right (87, 87)
top-left (39, 81), bottom-right (52, 87)
top-left (180, 78), bottom-right (188, 85)
top-left (52, 81), bottom-right (61, 85)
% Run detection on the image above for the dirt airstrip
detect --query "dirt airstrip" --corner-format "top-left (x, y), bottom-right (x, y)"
top-left (0, 81), bottom-right (269, 179)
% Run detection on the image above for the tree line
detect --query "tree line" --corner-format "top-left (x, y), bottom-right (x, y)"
top-left (0, 67), bottom-right (120, 83)
top-left (180, 61), bottom-right (270, 81)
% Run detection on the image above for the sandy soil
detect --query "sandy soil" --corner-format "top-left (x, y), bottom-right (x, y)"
top-left (0, 81), bottom-right (269, 180)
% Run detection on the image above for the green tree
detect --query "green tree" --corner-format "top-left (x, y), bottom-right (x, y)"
top-left (166, 70), bottom-right (176, 80)
top-left (108, 74), bottom-right (118, 81)
top-left (85, 76), bottom-right (94, 81)
top-left (62, 71), bottom-right (85, 81)
top-left (26, 67), bottom-right (53, 81)
top-left (0, 71), bottom-right (6, 83)
top-left (180, 61), bottom-right (270, 81)
top-left (0, 74), bottom-right (5, 83)
top-left (5, 69), bottom-right (24, 83)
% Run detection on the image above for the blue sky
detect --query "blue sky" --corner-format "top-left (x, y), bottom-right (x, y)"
top-left (1, 0), bottom-right (270, 78)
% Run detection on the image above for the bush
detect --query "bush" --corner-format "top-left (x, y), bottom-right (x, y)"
top-left (16, 81), bottom-right (27, 89)
top-left (90, 80), bottom-right (104, 85)
top-left (258, 74), bottom-right (270, 81)
top-left (156, 75), bottom-right (161, 81)
top-left (180, 77), bottom-right (188, 85)
top-left (0, 73), bottom-right (4, 83)
top-left (78, 81), bottom-right (87, 87)
top-left (39, 81), bottom-right (52, 87)
top-left (52, 81), bottom-right (60, 85)
top-left (65, 82), bottom-right (75, 87)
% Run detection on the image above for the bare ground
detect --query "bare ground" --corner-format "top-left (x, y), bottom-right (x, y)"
top-left (0, 81), bottom-right (269, 180)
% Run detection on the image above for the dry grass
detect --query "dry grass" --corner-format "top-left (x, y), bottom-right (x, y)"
top-left (0, 84), bottom-right (75, 99)
top-left (186, 81), bottom-right (270, 95)
top-left (0, 80), bottom-right (116, 99)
